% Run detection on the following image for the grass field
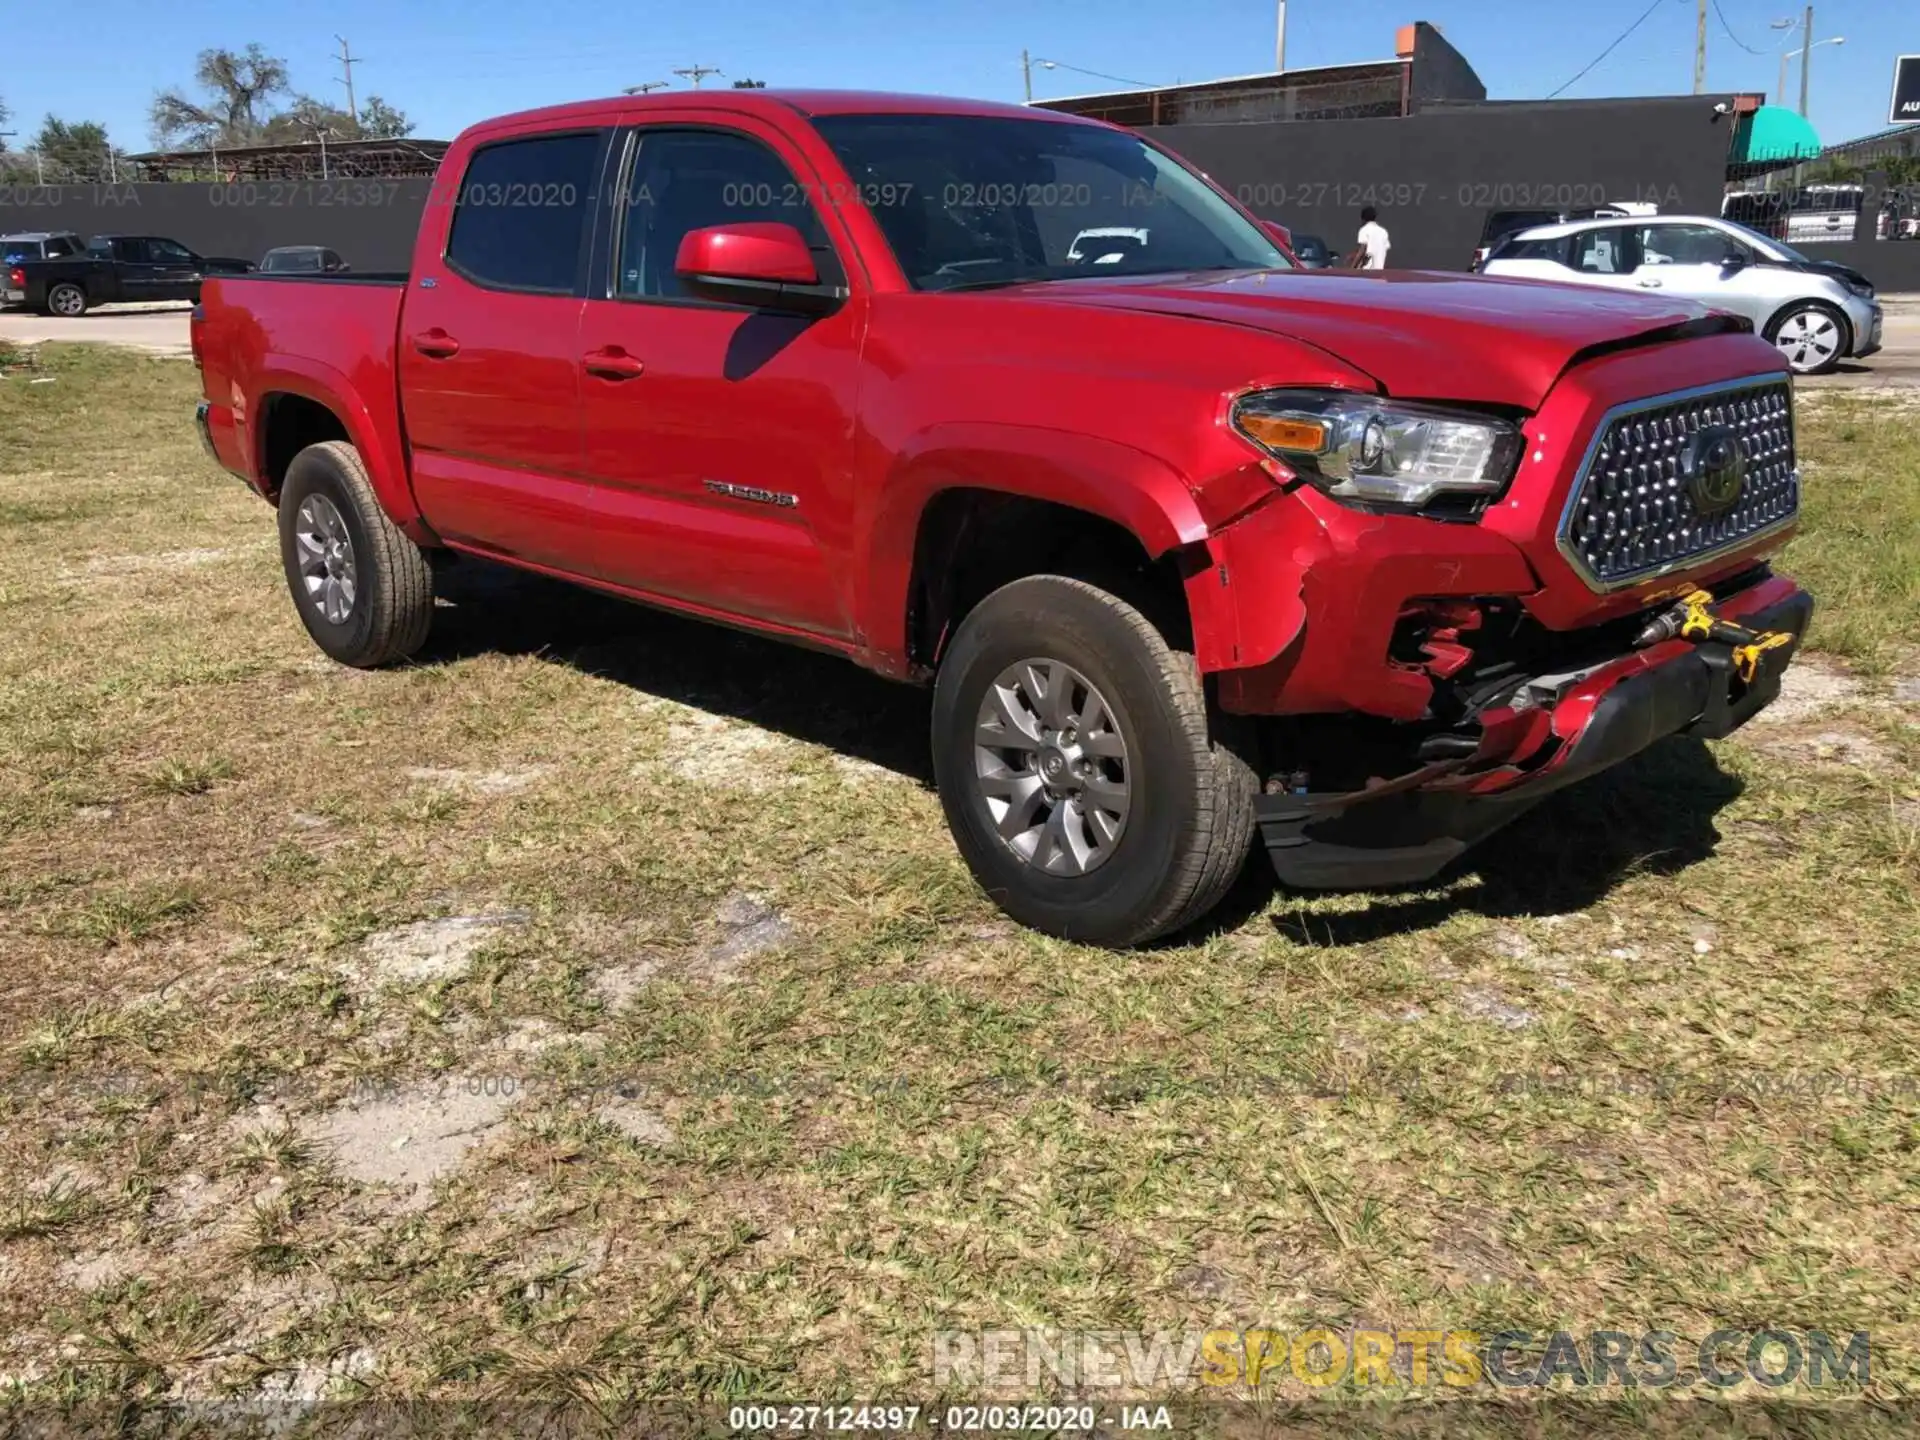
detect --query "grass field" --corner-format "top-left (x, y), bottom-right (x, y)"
top-left (0, 344), bottom-right (1917, 1432)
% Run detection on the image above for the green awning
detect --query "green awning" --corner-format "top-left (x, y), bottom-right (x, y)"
top-left (1731, 105), bottom-right (1822, 164)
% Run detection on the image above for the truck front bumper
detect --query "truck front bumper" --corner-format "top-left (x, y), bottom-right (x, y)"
top-left (1256, 574), bottom-right (1813, 890)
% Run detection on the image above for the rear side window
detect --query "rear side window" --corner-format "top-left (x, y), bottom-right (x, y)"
top-left (1489, 235), bottom-right (1568, 265)
top-left (446, 131), bottom-right (604, 293)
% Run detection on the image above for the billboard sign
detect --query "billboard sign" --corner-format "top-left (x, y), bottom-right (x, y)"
top-left (1894, 55), bottom-right (1920, 125)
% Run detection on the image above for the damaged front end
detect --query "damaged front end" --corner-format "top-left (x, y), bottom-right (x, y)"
top-left (1252, 571), bottom-right (1813, 890)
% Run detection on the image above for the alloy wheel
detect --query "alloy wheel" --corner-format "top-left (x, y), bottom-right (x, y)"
top-left (1773, 308), bottom-right (1841, 373)
top-left (293, 492), bottom-right (358, 625)
top-left (973, 657), bottom-right (1131, 875)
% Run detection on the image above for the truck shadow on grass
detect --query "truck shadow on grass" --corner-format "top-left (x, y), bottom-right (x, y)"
top-left (426, 557), bottom-right (1747, 944)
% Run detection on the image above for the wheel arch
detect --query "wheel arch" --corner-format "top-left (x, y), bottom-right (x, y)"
top-left (248, 359), bottom-right (427, 536)
top-left (1763, 294), bottom-right (1852, 354)
top-left (856, 423), bottom-right (1224, 679)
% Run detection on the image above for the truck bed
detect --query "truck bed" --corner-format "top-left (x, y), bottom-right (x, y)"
top-left (196, 273), bottom-right (415, 526)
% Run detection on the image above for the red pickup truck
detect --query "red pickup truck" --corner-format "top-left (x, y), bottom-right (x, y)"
top-left (194, 90), bottom-right (1812, 946)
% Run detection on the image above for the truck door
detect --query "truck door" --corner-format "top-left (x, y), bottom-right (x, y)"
top-left (397, 122), bottom-right (616, 577)
top-left (573, 116), bottom-right (863, 639)
top-left (144, 237), bottom-right (206, 301)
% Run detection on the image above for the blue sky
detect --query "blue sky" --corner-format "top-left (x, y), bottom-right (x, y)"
top-left (1, 0), bottom-right (1907, 154)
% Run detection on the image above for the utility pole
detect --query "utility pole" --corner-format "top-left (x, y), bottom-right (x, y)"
top-left (1693, 0), bottom-right (1708, 94)
top-left (1276, 0), bottom-right (1287, 73)
top-left (334, 35), bottom-right (361, 126)
top-left (1797, 3), bottom-right (1813, 116)
top-left (673, 65), bottom-right (723, 88)
top-left (1022, 49), bottom-right (1032, 103)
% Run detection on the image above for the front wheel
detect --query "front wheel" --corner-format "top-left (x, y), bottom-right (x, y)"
top-left (277, 440), bottom-right (433, 668)
top-left (1766, 301), bottom-right (1849, 375)
top-left (46, 283), bottom-right (88, 318)
top-left (931, 575), bottom-right (1257, 947)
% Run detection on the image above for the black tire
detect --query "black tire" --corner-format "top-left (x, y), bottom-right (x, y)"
top-left (931, 575), bottom-right (1257, 947)
top-left (1764, 300), bottom-right (1850, 376)
top-left (277, 440), bottom-right (433, 668)
top-left (47, 283), bottom-right (88, 318)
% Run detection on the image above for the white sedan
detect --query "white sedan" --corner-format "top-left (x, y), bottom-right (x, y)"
top-left (1479, 214), bottom-right (1882, 376)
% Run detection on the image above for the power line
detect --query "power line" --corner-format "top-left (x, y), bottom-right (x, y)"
top-left (1712, 0), bottom-right (1768, 55)
top-left (1033, 58), bottom-right (1154, 90)
top-left (1548, 0), bottom-right (1668, 99)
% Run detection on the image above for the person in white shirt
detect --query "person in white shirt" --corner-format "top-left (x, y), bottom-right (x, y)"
top-left (1351, 207), bottom-right (1391, 270)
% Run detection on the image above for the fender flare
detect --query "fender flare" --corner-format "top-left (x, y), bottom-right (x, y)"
top-left (852, 421), bottom-right (1239, 674)
top-left (247, 356), bottom-right (424, 533)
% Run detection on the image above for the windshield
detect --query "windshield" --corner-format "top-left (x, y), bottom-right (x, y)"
top-left (812, 113), bottom-right (1288, 291)
top-left (1720, 219), bottom-right (1807, 263)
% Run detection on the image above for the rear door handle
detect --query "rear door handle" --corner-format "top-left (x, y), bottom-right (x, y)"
top-left (582, 345), bottom-right (645, 380)
top-left (411, 329), bottom-right (461, 358)
top-left (1637, 278), bottom-right (1663, 288)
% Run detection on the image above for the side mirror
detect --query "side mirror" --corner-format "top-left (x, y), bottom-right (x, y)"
top-left (1721, 251), bottom-right (1748, 272)
top-left (1259, 219), bottom-right (1293, 249)
top-left (674, 222), bottom-right (838, 312)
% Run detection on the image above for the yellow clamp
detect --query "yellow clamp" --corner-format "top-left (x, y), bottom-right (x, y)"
top-left (1730, 630), bottom-right (1794, 684)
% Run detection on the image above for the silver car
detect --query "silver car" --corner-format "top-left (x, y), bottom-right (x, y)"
top-left (1479, 215), bottom-right (1882, 376)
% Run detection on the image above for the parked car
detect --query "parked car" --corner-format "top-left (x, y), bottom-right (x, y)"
top-left (2, 231), bottom-right (85, 304)
top-left (1288, 233), bottom-right (1334, 268)
top-left (14, 235), bottom-right (254, 317)
top-left (192, 90), bottom-right (1813, 946)
top-left (1469, 203), bottom-right (1657, 270)
top-left (1479, 213), bottom-right (1880, 375)
top-left (260, 246), bottom-right (352, 275)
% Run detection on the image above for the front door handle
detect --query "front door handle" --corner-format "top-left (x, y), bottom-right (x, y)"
top-left (410, 329), bottom-right (461, 358)
top-left (583, 345), bottom-right (645, 380)
top-left (1637, 277), bottom-right (1664, 288)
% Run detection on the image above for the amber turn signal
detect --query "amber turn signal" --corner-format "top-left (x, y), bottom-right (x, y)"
top-left (1236, 413), bottom-right (1329, 454)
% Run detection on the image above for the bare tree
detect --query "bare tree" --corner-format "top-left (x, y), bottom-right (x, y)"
top-left (149, 44), bottom-right (291, 149)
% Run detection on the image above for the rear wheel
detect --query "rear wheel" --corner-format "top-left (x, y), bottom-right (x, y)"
top-left (46, 283), bottom-right (87, 318)
top-left (277, 440), bottom-right (433, 668)
top-left (1766, 301), bottom-right (1849, 375)
top-left (931, 575), bottom-right (1256, 947)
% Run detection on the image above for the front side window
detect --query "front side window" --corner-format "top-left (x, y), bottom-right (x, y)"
top-left (150, 239), bottom-right (195, 263)
top-left (1490, 235), bottom-right (1569, 265)
top-left (812, 113), bottom-right (1287, 291)
top-left (1638, 224), bottom-right (1743, 267)
top-left (617, 128), bottom-right (835, 300)
top-left (445, 131), bottom-right (603, 293)
top-left (1571, 228), bottom-right (1634, 275)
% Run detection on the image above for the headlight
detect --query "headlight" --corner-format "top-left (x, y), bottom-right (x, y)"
top-left (1231, 389), bottom-right (1523, 508)
top-left (1842, 277), bottom-right (1874, 300)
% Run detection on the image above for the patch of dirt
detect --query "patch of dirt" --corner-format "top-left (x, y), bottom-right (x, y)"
top-left (1431, 1206), bottom-right (1528, 1286)
top-left (305, 1080), bottom-right (522, 1208)
top-left (590, 960), bottom-right (660, 1009)
top-left (699, 892), bottom-right (796, 981)
top-left (1894, 677), bottom-right (1920, 705)
top-left (598, 1100), bottom-right (674, 1146)
top-left (253, 1346), bottom-right (378, 1402)
top-left (1455, 987), bottom-right (1538, 1030)
top-left (1745, 656), bottom-right (1871, 727)
top-left (1757, 727), bottom-right (1895, 773)
top-left (659, 712), bottom-right (802, 788)
top-left (57, 1248), bottom-right (145, 1290)
top-left (67, 548), bottom-right (233, 580)
top-left (404, 766), bottom-right (551, 797)
top-left (355, 912), bottom-right (529, 984)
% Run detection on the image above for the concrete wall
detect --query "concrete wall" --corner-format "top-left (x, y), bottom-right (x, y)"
top-left (1158, 96), bottom-right (1743, 271)
top-left (5, 124), bottom-right (1918, 292)
top-left (0, 178), bottom-right (432, 272)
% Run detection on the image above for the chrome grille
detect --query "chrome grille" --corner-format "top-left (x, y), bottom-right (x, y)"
top-left (1559, 377), bottom-right (1798, 590)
